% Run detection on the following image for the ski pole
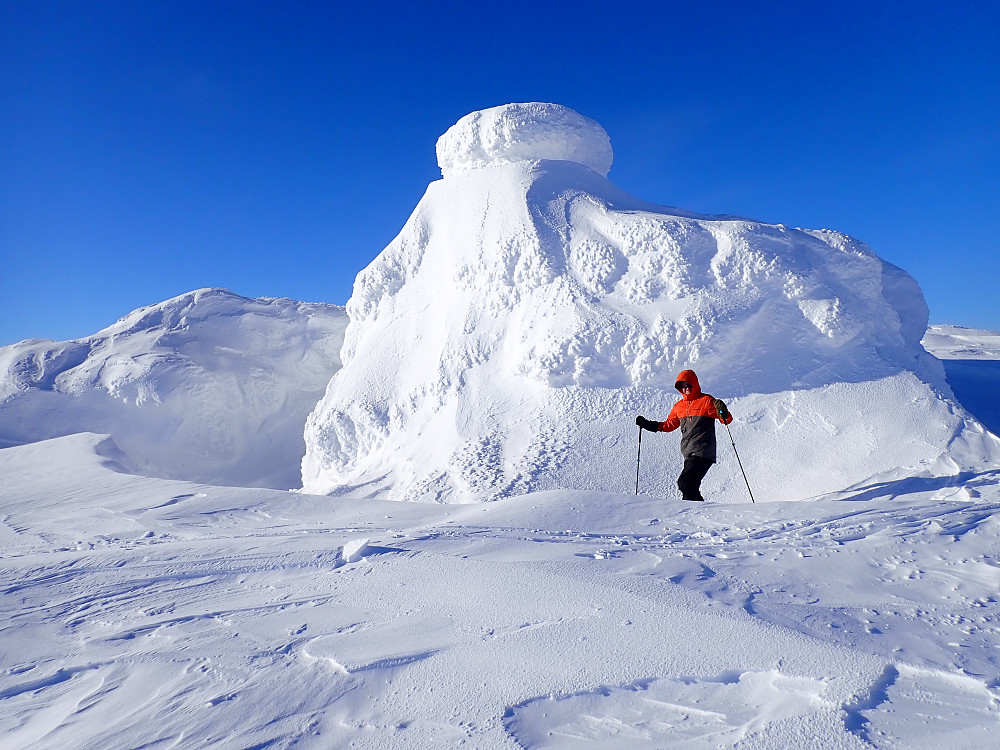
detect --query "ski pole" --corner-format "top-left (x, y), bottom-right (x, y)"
top-left (635, 426), bottom-right (642, 495)
top-left (725, 421), bottom-right (755, 503)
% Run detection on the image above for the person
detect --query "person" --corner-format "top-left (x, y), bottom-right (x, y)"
top-left (636, 369), bottom-right (733, 501)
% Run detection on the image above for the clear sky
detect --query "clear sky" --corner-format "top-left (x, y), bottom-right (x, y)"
top-left (3, 1), bottom-right (998, 345)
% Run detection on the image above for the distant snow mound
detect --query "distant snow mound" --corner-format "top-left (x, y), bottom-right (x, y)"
top-left (0, 289), bottom-right (348, 488)
top-left (922, 324), bottom-right (1000, 361)
top-left (302, 104), bottom-right (1000, 504)
top-left (437, 102), bottom-right (613, 178)
top-left (922, 324), bottom-right (1000, 437)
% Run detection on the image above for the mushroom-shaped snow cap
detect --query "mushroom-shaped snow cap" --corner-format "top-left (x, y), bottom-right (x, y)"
top-left (436, 102), bottom-right (613, 178)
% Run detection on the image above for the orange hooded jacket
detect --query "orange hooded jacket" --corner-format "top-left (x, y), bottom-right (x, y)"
top-left (654, 369), bottom-right (733, 460)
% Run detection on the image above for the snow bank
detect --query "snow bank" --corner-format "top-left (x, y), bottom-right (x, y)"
top-left (436, 102), bottom-right (613, 178)
top-left (302, 104), bottom-right (1000, 502)
top-left (0, 289), bottom-right (347, 488)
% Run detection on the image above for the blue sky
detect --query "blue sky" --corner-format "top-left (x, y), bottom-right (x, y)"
top-left (3, 1), bottom-right (998, 345)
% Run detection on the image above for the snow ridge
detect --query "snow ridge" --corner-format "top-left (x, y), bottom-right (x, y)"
top-left (0, 288), bottom-right (348, 488)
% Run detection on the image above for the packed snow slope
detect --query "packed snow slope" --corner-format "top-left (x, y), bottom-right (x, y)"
top-left (303, 103), bottom-right (1000, 502)
top-left (2, 433), bottom-right (999, 749)
top-left (0, 289), bottom-right (347, 488)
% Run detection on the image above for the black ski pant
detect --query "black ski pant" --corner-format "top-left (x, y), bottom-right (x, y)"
top-left (678, 455), bottom-right (714, 501)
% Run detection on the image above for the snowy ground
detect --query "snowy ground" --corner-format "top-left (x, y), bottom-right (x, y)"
top-left (2, 430), bottom-right (998, 749)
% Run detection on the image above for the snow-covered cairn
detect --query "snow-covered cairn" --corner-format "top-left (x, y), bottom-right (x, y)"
top-left (302, 103), bottom-right (998, 502)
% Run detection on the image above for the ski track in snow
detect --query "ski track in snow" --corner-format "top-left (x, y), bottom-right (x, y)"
top-left (2, 434), bottom-right (999, 749)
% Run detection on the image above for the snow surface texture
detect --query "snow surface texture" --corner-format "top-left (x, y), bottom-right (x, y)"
top-left (0, 289), bottom-right (347, 488)
top-left (436, 102), bottom-right (613, 178)
top-left (2, 433), bottom-right (998, 749)
top-left (302, 103), bottom-right (1000, 502)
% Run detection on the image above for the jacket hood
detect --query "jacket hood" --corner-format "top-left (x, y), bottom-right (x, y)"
top-left (675, 369), bottom-right (702, 400)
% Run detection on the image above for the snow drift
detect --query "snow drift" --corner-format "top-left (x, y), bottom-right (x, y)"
top-left (302, 102), bottom-right (1000, 502)
top-left (0, 289), bottom-right (347, 488)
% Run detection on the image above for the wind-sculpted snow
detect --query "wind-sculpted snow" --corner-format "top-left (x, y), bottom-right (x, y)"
top-left (302, 104), bottom-right (999, 502)
top-left (0, 289), bottom-right (347, 488)
top-left (436, 102), bottom-right (613, 178)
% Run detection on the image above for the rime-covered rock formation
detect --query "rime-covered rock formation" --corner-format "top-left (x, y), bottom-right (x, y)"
top-left (301, 103), bottom-right (998, 503)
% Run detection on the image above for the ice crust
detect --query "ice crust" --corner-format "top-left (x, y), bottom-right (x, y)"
top-left (302, 104), bottom-right (999, 502)
top-left (436, 102), bottom-right (613, 178)
top-left (0, 289), bottom-right (347, 488)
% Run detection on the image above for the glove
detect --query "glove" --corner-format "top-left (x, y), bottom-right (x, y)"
top-left (635, 415), bottom-right (658, 432)
top-left (713, 398), bottom-right (730, 421)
